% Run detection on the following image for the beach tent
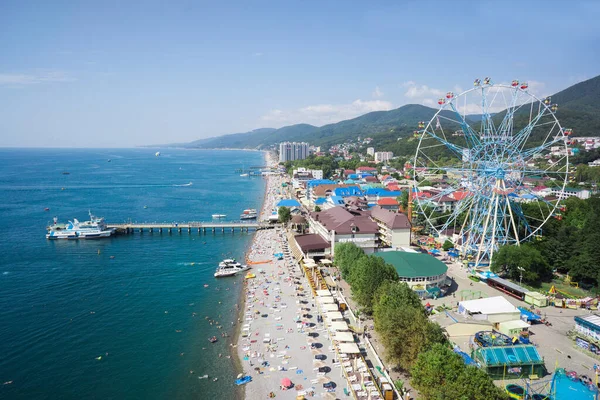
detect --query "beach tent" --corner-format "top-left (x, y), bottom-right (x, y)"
top-left (338, 342), bottom-right (360, 354)
top-left (316, 289), bottom-right (331, 297)
top-left (320, 259), bottom-right (333, 265)
top-left (325, 311), bottom-right (344, 321)
top-left (322, 303), bottom-right (339, 312)
top-left (334, 331), bottom-right (355, 342)
top-left (331, 321), bottom-right (350, 331)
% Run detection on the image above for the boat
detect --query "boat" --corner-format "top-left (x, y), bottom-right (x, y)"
top-left (214, 259), bottom-right (249, 277)
top-left (46, 211), bottom-right (116, 240)
top-left (240, 208), bottom-right (258, 220)
top-left (155, 152), bottom-right (161, 157)
top-left (212, 214), bottom-right (227, 219)
top-left (209, 336), bottom-right (218, 343)
top-left (235, 376), bottom-right (252, 386)
top-left (240, 173), bottom-right (249, 177)
top-left (62, 172), bottom-right (70, 175)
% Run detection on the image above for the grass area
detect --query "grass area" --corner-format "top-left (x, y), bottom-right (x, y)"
top-left (520, 279), bottom-right (591, 298)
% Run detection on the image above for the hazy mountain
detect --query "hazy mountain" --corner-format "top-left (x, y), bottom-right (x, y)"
top-left (166, 74), bottom-right (600, 150)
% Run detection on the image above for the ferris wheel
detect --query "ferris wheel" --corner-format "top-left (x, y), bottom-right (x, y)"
top-left (412, 78), bottom-right (570, 267)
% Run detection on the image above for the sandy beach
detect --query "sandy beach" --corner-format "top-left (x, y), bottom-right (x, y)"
top-left (234, 152), bottom-right (343, 399)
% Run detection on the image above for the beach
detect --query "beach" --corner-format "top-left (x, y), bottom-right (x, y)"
top-left (234, 152), bottom-right (343, 399)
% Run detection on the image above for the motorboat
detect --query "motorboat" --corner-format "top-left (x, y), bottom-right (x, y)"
top-left (240, 208), bottom-right (258, 220)
top-left (240, 173), bottom-right (249, 177)
top-left (46, 212), bottom-right (115, 240)
top-left (212, 214), bottom-right (227, 219)
top-left (214, 259), bottom-right (249, 277)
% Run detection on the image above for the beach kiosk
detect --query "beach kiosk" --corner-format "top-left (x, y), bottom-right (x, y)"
top-left (524, 292), bottom-right (548, 308)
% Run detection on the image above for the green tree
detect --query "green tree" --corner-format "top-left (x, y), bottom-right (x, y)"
top-left (277, 206), bottom-right (291, 224)
top-left (334, 243), bottom-right (365, 280)
top-left (350, 255), bottom-right (398, 313)
top-left (373, 280), bottom-right (423, 313)
top-left (411, 344), bottom-right (507, 400)
top-left (491, 244), bottom-right (552, 285)
top-left (314, 205), bottom-right (321, 212)
top-left (442, 239), bottom-right (454, 251)
top-left (398, 191), bottom-right (409, 210)
top-left (374, 305), bottom-right (445, 370)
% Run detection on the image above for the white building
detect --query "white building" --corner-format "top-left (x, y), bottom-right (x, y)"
top-left (374, 151), bottom-right (393, 164)
top-left (366, 147), bottom-right (375, 156)
top-left (279, 142), bottom-right (309, 163)
top-left (552, 187), bottom-right (591, 200)
top-left (458, 296), bottom-right (521, 324)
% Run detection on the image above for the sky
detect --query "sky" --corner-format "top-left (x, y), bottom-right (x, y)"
top-left (0, 1), bottom-right (599, 148)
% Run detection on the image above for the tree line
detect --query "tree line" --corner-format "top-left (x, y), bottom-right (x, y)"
top-left (334, 242), bottom-right (507, 399)
top-left (492, 196), bottom-right (600, 290)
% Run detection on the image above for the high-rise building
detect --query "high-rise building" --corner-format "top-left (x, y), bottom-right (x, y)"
top-left (374, 151), bottom-right (393, 164)
top-left (367, 147), bottom-right (375, 156)
top-left (279, 142), bottom-right (309, 162)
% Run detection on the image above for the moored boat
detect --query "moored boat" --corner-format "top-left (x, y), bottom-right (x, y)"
top-left (214, 259), bottom-right (249, 277)
top-left (212, 214), bottom-right (227, 219)
top-left (46, 212), bottom-right (115, 240)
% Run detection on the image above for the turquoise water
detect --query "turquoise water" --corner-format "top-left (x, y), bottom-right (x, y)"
top-left (0, 148), bottom-right (265, 399)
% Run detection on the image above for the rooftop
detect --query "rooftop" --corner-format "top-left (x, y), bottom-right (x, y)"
top-left (458, 296), bottom-right (519, 315)
top-left (375, 251), bottom-right (447, 278)
top-left (294, 234), bottom-right (331, 252)
top-left (277, 199), bottom-right (301, 207)
top-left (370, 206), bottom-right (410, 229)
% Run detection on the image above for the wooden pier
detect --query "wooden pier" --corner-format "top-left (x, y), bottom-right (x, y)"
top-left (107, 221), bottom-right (275, 235)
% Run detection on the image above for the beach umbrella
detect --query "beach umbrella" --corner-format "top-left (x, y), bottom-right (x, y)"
top-left (311, 348), bottom-right (322, 355)
top-left (281, 377), bottom-right (292, 388)
top-left (317, 376), bottom-right (330, 384)
top-left (313, 361), bottom-right (326, 368)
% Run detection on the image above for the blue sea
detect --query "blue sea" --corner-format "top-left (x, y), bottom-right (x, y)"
top-left (0, 148), bottom-right (266, 400)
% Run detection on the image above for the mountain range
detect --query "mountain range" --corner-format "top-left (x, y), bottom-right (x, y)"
top-left (166, 74), bottom-right (600, 151)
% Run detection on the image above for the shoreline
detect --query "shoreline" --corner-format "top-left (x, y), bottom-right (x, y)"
top-left (232, 149), bottom-right (274, 399)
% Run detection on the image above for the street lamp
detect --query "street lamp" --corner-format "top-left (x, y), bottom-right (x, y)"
top-left (517, 267), bottom-right (525, 286)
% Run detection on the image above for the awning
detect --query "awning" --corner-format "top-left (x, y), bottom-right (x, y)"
top-left (330, 321), bottom-right (349, 331)
top-left (334, 331), bottom-right (355, 342)
top-left (320, 259), bottom-right (333, 265)
top-left (321, 303), bottom-right (338, 312)
top-left (318, 296), bottom-right (335, 304)
top-left (325, 276), bottom-right (337, 287)
top-left (326, 311), bottom-right (344, 321)
top-left (316, 289), bottom-right (331, 297)
top-left (338, 342), bottom-right (360, 354)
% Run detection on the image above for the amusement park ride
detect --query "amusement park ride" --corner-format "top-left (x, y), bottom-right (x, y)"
top-left (411, 78), bottom-right (570, 268)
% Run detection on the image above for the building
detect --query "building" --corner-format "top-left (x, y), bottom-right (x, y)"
top-left (457, 296), bottom-right (521, 324)
top-left (374, 151), bottom-right (393, 164)
top-left (279, 142), bottom-right (309, 163)
top-left (366, 147), bottom-right (375, 156)
top-left (551, 187), bottom-right (591, 200)
top-left (291, 168), bottom-right (324, 187)
top-left (370, 206), bottom-right (410, 247)
top-left (375, 251), bottom-right (448, 294)
top-left (310, 207), bottom-right (379, 254)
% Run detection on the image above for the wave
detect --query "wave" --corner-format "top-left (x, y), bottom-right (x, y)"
top-left (173, 182), bottom-right (193, 187)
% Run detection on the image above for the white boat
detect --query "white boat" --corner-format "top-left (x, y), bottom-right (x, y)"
top-left (214, 259), bottom-right (249, 277)
top-left (212, 214), bottom-right (227, 219)
top-left (240, 213), bottom-right (257, 220)
top-left (240, 173), bottom-right (249, 177)
top-left (46, 212), bottom-right (115, 240)
top-left (155, 151), bottom-right (161, 157)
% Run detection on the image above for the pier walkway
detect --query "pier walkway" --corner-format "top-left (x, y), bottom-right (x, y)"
top-left (107, 221), bottom-right (275, 234)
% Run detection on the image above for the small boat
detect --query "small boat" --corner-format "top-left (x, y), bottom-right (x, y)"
top-left (240, 173), bottom-right (249, 177)
top-left (62, 172), bottom-right (70, 175)
top-left (245, 273), bottom-right (256, 279)
top-left (235, 376), bottom-right (252, 386)
top-left (209, 336), bottom-right (218, 343)
top-left (155, 152), bottom-right (161, 157)
top-left (44, 207), bottom-right (50, 211)
top-left (212, 214), bottom-right (227, 219)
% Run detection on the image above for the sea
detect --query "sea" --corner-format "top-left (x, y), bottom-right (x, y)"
top-left (0, 148), bottom-right (267, 400)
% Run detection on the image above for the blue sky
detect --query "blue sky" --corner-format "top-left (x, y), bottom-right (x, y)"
top-left (1, 1), bottom-right (599, 147)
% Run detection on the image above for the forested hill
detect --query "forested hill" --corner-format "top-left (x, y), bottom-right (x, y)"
top-left (168, 74), bottom-right (600, 150)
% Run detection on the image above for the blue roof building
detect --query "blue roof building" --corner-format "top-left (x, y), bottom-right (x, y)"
top-left (277, 199), bottom-right (301, 208)
top-left (307, 179), bottom-right (335, 189)
top-left (334, 186), bottom-right (363, 197)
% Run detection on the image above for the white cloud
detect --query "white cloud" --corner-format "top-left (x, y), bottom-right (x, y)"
top-left (253, 52), bottom-right (263, 57)
top-left (260, 99), bottom-right (394, 127)
top-left (0, 70), bottom-right (75, 85)
top-left (404, 83), bottom-right (444, 99)
top-left (372, 86), bottom-right (384, 98)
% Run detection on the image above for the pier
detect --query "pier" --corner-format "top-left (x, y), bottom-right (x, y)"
top-left (107, 221), bottom-right (275, 235)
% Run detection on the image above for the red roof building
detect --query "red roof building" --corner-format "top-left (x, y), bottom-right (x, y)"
top-left (357, 166), bottom-right (377, 172)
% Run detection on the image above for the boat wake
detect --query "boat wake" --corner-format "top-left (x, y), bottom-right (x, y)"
top-left (173, 182), bottom-right (193, 187)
